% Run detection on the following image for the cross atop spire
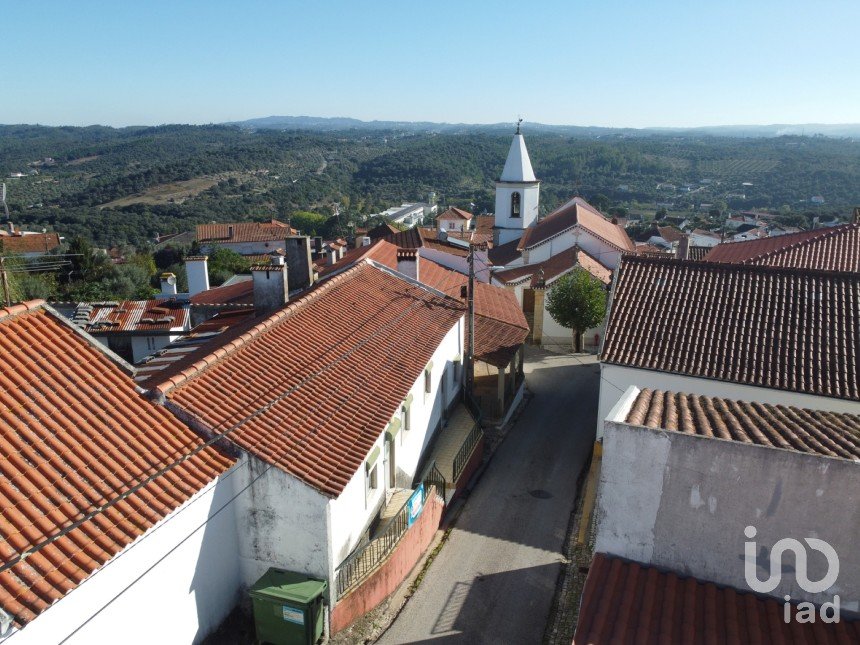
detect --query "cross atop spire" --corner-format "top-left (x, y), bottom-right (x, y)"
top-left (516, 117), bottom-right (523, 135)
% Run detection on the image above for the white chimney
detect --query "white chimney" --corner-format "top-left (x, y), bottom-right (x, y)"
top-left (251, 259), bottom-right (288, 313)
top-left (396, 249), bottom-right (419, 281)
top-left (159, 273), bottom-right (178, 297)
top-left (185, 256), bottom-right (210, 296)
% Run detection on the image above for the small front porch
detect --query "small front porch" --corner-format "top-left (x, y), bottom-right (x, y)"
top-left (472, 345), bottom-right (525, 424)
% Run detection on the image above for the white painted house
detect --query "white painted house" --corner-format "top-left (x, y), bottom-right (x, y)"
top-left (597, 256), bottom-right (860, 437)
top-left (0, 301), bottom-right (239, 645)
top-left (154, 259), bottom-right (466, 617)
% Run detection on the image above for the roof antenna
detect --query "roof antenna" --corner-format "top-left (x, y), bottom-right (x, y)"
top-left (516, 116), bottom-right (523, 135)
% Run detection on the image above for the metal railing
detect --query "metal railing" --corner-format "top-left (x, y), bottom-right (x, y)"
top-left (422, 461), bottom-right (446, 501)
top-left (452, 420), bottom-right (483, 484)
top-left (334, 484), bottom-right (437, 599)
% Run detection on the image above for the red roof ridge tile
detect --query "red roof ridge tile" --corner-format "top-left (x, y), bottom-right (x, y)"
top-left (0, 299), bottom-right (45, 321)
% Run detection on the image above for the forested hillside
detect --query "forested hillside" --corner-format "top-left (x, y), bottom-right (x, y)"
top-left (1, 123), bottom-right (858, 248)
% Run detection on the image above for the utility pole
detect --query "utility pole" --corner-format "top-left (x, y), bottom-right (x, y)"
top-left (0, 257), bottom-right (11, 307)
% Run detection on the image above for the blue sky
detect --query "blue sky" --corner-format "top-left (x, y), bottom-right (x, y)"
top-left (3, 1), bottom-right (859, 128)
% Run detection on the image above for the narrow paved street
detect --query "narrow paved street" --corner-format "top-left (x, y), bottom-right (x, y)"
top-left (378, 348), bottom-right (599, 645)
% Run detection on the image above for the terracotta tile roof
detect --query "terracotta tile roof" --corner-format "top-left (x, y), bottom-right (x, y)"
top-left (0, 302), bottom-right (234, 627)
top-left (487, 238), bottom-right (522, 266)
top-left (437, 207), bottom-right (473, 221)
top-left (158, 262), bottom-right (466, 497)
top-left (0, 233), bottom-right (61, 255)
top-left (316, 239), bottom-right (399, 278)
top-left (419, 259), bottom-right (529, 367)
top-left (656, 225), bottom-right (686, 244)
top-left (366, 223), bottom-right (400, 239)
top-left (79, 299), bottom-right (190, 333)
top-left (422, 234), bottom-right (471, 258)
top-left (704, 223), bottom-right (860, 272)
top-left (196, 219), bottom-right (298, 244)
top-left (626, 388), bottom-right (860, 461)
top-left (475, 215), bottom-right (495, 234)
top-left (495, 247), bottom-right (612, 287)
top-left (601, 257), bottom-right (860, 401)
top-left (383, 227), bottom-right (424, 249)
top-left (189, 280), bottom-right (254, 306)
top-left (574, 553), bottom-right (860, 645)
top-left (517, 197), bottom-right (634, 252)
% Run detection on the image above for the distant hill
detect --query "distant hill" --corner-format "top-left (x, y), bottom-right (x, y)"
top-left (228, 115), bottom-right (860, 139)
top-left (1, 122), bottom-right (858, 250)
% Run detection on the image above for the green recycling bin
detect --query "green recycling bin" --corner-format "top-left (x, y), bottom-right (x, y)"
top-left (249, 568), bottom-right (327, 645)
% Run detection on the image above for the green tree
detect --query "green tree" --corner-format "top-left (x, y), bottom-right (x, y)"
top-left (207, 247), bottom-right (250, 286)
top-left (546, 267), bottom-right (608, 352)
top-left (289, 210), bottom-right (328, 235)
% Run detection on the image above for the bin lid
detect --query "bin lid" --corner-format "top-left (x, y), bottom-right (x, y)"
top-left (249, 568), bottom-right (327, 605)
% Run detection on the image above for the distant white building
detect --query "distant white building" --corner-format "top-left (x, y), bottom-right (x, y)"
top-left (375, 203), bottom-right (436, 227)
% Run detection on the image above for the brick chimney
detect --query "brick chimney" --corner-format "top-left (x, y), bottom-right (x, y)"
top-left (396, 249), bottom-right (419, 281)
top-left (159, 273), bottom-right (178, 297)
top-left (251, 254), bottom-right (288, 313)
top-left (228, 224), bottom-right (235, 239)
top-left (853, 207), bottom-right (860, 224)
top-left (185, 256), bottom-right (209, 296)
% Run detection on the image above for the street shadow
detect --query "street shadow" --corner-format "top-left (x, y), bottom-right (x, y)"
top-left (388, 564), bottom-right (561, 645)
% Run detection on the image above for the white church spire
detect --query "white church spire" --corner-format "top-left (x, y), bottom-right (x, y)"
top-left (500, 119), bottom-right (536, 182)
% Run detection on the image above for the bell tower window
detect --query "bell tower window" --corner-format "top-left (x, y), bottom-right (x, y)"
top-left (511, 192), bottom-right (521, 218)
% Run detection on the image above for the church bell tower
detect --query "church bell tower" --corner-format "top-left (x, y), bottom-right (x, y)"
top-left (494, 120), bottom-right (540, 246)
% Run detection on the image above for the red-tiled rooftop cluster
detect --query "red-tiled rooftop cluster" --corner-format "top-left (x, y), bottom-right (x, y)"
top-left (601, 257), bottom-right (860, 401)
top-left (704, 223), bottom-right (859, 272)
top-left (626, 388), bottom-right (860, 460)
top-left (159, 261), bottom-right (465, 497)
top-left (574, 553), bottom-right (860, 644)
top-left (0, 302), bottom-right (234, 627)
top-left (0, 232), bottom-right (61, 255)
top-left (419, 258), bottom-right (529, 367)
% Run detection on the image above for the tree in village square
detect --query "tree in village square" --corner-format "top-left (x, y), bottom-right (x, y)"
top-left (545, 266), bottom-right (607, 353)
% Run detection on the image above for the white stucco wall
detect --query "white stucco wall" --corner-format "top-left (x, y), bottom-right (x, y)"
top-left (6, 468), bottom-right (243, 645)
top-left (597, 363), bottom-right (860, 438)
top-left (233, 455), bottom-right (331, 591)
top-left (495, 181), bottom-right (539, 245)
top-left (524, 226), bottom-right (623, 270)
top-left (437, 217), bottom-right (467, 232)
top-left (327, 317), bottom-right (464, 579)
top-left (596, 412), bottom-right (860, 612)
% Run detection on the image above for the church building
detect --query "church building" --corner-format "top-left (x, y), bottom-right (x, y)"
top-left (488, 124), bottom-right (635, 352)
